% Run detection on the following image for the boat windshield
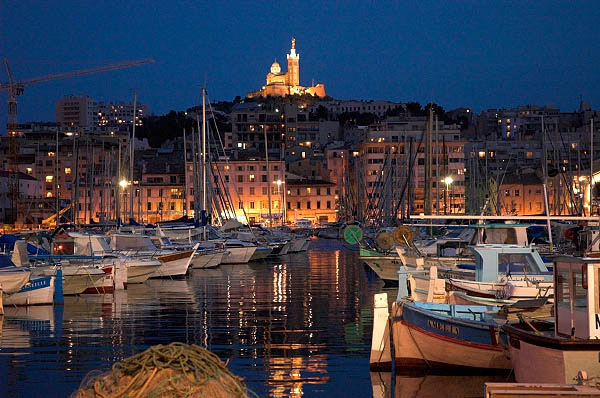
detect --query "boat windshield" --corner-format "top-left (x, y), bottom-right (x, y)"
top-left (497, 253), bottom-right (546, 275)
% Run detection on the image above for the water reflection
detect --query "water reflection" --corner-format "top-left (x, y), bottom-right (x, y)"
top-left (0, 240), bottom-right (381, 398)
top-left (370, 372), bottom-right (512, 398)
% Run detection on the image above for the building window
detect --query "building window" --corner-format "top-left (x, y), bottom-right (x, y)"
top-left (287, 201), bottom-right (291, 209)
top-left (317, 201), bottom-right (321, 209)
top-left (514, 190), bottom-right (520, 197)
top-left (327, 201), bottom-right (331, 209)
top-left (307, 201), bottom-right (311, 209)
top-left (249, 174), bottom-right (255, 182)
top-left (237, 187), bottom-right (243, 194)
top-left (170, 202), bottom-right (175, 211)
top-left (261, 175), bottom-right (267, 182)
top-left (317, 188), bottom-right (321, 195)
top-left (250, 187), bottom-right (255, 195)
top-left (327, 188), bottom-right (331, 195)
top-left (238, 201), bottom-right (243, 209)
top-left (147, 202), bottom-right (152, 211)
top-left (262, 187), bottom-right (268, 195)
top-left (65, 168), bottom-right (71, 174)
top-left (45, 175), bottom-right (53, 183)
top-left (505, 190), bottom-right (510, 196)
top-left (297, 201), bottom-right (301, 209)
top-left (250, 202), bottom-right (255, 209)
top-left (307, 187), bottom-right (311, 194)
top-left (237, 175), bottom-right (244, 183)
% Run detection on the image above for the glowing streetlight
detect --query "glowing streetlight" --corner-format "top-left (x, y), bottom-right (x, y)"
top-left (119, 179), bottom-right (128, 189)
top-left (443, 176), bottom-right (454, 214)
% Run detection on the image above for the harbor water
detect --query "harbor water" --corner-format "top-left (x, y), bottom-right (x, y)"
top-left (0, 239), bottom-right (509, 397)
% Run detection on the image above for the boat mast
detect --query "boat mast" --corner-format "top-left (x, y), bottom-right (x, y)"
top-left (183, 127), bottom-right (188, 217)
top-left (202, 88), bottom-right (207, 240)
top-left (591, 117), bottom-right (594, 216)
top-left (55, 130), bottom-right (59, 227)
top-left (264, 122), bottom-right (273, 226)
top-left (435, 113), bottom-right (439, 215)
top-left (130, 91), bottom-right (137, 221)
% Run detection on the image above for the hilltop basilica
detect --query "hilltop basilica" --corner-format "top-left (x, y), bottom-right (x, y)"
top-left (247, 38), bottom-right (326, 98)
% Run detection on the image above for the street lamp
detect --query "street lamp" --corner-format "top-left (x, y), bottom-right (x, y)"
top-left (443, 176), bottom-right (453, 214)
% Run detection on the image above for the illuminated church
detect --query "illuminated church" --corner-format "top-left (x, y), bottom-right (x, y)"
top-left (247, 38), bottom-right (326, 98)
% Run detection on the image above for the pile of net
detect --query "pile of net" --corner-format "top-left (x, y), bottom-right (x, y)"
top-left (72, 342), bottom-right (250, 398)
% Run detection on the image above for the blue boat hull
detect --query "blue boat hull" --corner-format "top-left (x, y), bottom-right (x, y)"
top-left (391, 301), bottom-right (511, 371)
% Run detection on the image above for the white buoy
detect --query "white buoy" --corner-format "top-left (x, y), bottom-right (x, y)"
top-left (369, 292), bottom-right (391, 371)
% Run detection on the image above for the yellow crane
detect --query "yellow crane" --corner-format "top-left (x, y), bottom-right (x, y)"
top-left (0, 57), bottom-right (154, 224)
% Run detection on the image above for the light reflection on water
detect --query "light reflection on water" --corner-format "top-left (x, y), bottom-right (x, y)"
top-left (0, 239), bottom-right (512, 397)
top-left (0, 239), bottom-right (380, 398)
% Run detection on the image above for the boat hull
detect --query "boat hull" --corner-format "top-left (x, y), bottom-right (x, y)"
top-left (191, 251), bottom-right (224, 269)
top-left (249, 247), bottom-right (272, 261)
top-left (391, 302), bottom-right (511, 371)
top-left (3, 277), bottom-right (55, 306)
top-left (152, 250), bottom-right (194, 278)
top-left (221, 246), bottom-right (256, 264)
top-left (504, 325), bottom-right (600, 384)
top-left (127, 262), bottom-right (161, 283)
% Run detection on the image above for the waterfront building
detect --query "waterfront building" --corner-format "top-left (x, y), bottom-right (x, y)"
top-left (205, 155), bottom-right (286, 225)
top-left (308, 99), bottom-right (402, 118)
top-left (286, 178), bottom-right (337, 224)
top-left (247, 38), bottom-right (326, 99)
top-left (356, 116), bottom-right (466, 220)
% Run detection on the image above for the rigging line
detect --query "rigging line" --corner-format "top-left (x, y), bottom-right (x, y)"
top-left (392, 131), bottom-right (426, 219)
top-left (205, 96), bottom-right (259, 240)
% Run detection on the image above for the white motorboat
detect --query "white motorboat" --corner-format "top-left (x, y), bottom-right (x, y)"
top-left (190, 249), bottom-right (224, 269)
top-left (70, 232), bottom-right (160, 284)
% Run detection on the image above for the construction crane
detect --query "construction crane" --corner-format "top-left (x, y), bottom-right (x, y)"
top-left (0, 57), bottom-right (154, 224)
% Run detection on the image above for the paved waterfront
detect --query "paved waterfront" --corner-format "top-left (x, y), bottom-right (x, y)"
top-left (0, 239), bottom-right (509, 397)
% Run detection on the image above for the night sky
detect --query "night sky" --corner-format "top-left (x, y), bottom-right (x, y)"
top-left (1, 1), bottom-right (599, 128)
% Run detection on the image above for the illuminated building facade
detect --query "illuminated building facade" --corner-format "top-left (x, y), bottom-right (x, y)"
top-left (247, 38), bottom-right (326, 99)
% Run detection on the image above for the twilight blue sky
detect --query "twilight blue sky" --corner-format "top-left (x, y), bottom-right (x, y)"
top-left (1, 1), bottom-right (599, 128)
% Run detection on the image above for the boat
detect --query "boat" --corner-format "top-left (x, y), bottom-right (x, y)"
top-left (502, 255), bottom-right (600, 384)
top-left (388, 300), bottom-right (511, 371)
top-left (369, 273), bottom-right (525, 372)
top-left (407, 244), bottom-right (554, 303)
top-left (109, 233), bottom-right (197, 278)
top-left (70, 232), bottom-right (161, 284)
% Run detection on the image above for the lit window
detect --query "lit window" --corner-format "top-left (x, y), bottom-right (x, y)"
top-left (45, 176), bottom-right (54, 183)
top-left (249, 174), bottom-right (255, 182)
top-left (65, 168), bottom-right (71, 174)
top-left (307, 187), bottom-right (311, 194)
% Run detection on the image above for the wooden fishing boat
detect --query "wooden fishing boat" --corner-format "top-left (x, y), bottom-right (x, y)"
top-left (502, 255), bottom-right (600, 384)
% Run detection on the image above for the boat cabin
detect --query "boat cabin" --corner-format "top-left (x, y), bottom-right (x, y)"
top-left (68, 232), bottom-right (111, 256)
top-left (470, 244), bottom-right (551, 282)
top-left (109, 234), bottom-right (158, 252)
top-left (553, 256), bottom-right (600, 340)
top-left (470, 224), bottom-right (529, 247)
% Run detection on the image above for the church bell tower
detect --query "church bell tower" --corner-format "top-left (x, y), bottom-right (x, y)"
top-left (286, 37), bottom-right (299, 87)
